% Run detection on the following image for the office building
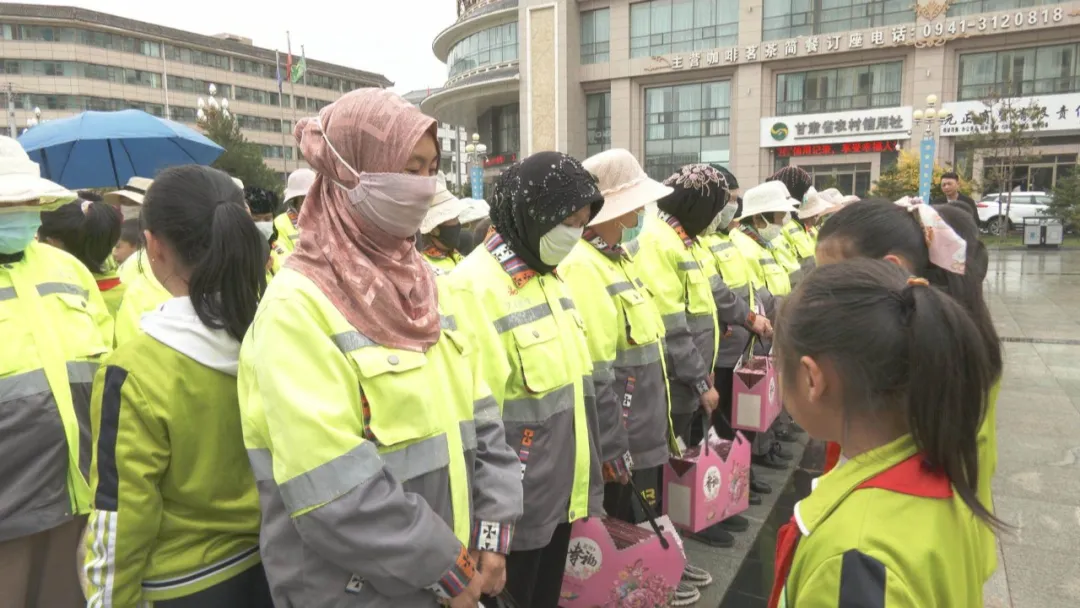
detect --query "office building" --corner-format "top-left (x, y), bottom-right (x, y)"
top-left (0, 2), bottom-right (390, 178)
top-left (404, 88), bottom-right (470, 190)
top-left (424, 0), bottom-right (1080, 196)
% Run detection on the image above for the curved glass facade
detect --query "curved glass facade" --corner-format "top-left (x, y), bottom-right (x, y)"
top-left (447, 23), bottom-right (518, 79)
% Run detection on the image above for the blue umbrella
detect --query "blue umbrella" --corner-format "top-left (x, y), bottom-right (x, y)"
top-left (16, 109), bottom-right (225, 189)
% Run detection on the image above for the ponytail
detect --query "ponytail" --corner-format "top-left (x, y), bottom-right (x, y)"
top-left (189, 202), bottom-right (268, 341)
top-left (38, 199), bottom-right (122, 274)
top-left (775, 259), bottom-right (1003, 529)
top-left (142, 165), bottom-right (268, 342)
top-left (904, 279), bottom-right (1001, 528)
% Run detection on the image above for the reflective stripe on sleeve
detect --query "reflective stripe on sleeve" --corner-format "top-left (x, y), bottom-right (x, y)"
top-left (0, 281), bottom-right (89, 302)
top-left (661, 311), bottom-right (689, 332)
top-left (502, 383), bottom-right (575, 423)
top-left (473, 395), bottom-right (501, 423)
top-left (278, 440), bottom-right (384, 515)
top-left (688, 313), bottom-right (715, 333)
top-left (615, 341), bottom-right (661, 368)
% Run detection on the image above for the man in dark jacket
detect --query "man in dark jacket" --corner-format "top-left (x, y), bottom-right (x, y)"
top-left (934, 171), bottom-right (979, 226)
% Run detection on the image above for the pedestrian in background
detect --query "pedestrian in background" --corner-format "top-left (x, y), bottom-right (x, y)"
top-left (83, 165), bottom-right (271, 607)
top-left (38, 196), bottom-right (125, 318)
top-left (935, 170), bottom-right (979, 226)
top-left (419, 173), bottom-right (470, 273)
top-left (0, 135), bottom-right (112, 608)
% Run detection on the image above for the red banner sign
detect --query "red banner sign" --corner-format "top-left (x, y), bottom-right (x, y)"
top-left (777, 140), bottom-right (898, 157)
top-left (483, 153), bottom-right (517, 168)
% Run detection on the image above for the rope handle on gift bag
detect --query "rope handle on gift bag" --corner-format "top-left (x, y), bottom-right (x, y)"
top-left (703, 393), bottom-right (746, 451)
top-left (629, 477), bottom-right (671, 550)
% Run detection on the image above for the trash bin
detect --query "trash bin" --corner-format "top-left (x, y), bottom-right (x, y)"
top-left (1023, 217), bottom-right (1063, 248)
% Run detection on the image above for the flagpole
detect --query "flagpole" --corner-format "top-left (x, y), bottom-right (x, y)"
top-left (161, 38), bottom-right (170, 120)
top-left (287, 31), bottom-right (298, 125)
top-left (301, 45), bottom-right (308, 91)
top-left (276, 49), bottom-right (289, 173)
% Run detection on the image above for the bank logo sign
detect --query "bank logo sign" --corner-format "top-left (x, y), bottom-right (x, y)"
top-left (760, 107), bottom-right (913, 148)
top-left (770, 123), bottom-right (789, 141)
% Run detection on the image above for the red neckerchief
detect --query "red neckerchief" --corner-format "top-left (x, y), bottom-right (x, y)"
top-left (583, 228), bottom-right (624, 260)
top-left (767, 454), bottom-right (953, 608)
top-left (96, 277), bottom-right (122, 292)
top-left (423, 245), bottom-right (448, 259)
top-left (799, 220), bottom-right (814, 233)
top-left (738, 223), bottom-right (773, 250)
top-left (656, 210), bottom-right (694, 248)
top-left (484, 227), bottom-right (541, 288)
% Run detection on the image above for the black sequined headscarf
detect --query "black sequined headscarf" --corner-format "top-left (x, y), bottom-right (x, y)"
top-left (657, 164), bottom-right (729, 237)
top-left (768, 166), bottom-right (813, 203)
top-left (490, 151), bottom-right (604, 274)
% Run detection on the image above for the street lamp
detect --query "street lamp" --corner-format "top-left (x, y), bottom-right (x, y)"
top-left (912, 94), bottom-right (952, 201)
top-left (196, 84), bottom-right (231, 123)
top-left (465, 132), bottom-right (488, 200)
top-left (25, 106), bottom-right (42, 129)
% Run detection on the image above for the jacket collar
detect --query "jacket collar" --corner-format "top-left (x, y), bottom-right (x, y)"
top-left (793, 434), bottom-right (952, 537)
top-left (484, 228), bottom-right (546, 288)
top-left (656, 210), bottom-right (695, 248)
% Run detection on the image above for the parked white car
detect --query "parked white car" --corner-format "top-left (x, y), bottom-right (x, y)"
top-left (976, 192), bottom-right (1052, 235)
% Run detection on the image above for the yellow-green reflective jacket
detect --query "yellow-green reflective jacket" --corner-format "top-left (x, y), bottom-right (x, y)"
top-left (239, 268), bottom-right (522, 606)
top-left (559, 241), bottom-right (676, 470)
top-left (769, 230), bottom-right (805, 286)
top-left (423, 250), bottom-right (462, 275)
top-left (782, 218), bottom-right (817, 278)
top-left (452, 245), bottom-right (600, 551)
top-left (629, 215), bottom-right (719, 417)
top-left (84, 307), bottom-right (261, 605)
top-left (0, 241), bottom-right (112, 541)
top-left (114, 250), bottom-right (169, 347)
top-left (272, 211), bottom-right (299, 254)
top-left (731, 229), bottom-right (792, 297)
top-left (699, 231), bottom-right (757, 368)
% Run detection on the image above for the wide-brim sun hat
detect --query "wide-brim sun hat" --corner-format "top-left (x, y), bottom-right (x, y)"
top-left (458, 198), bottom-right (490, 224)
top-left (0, 135), bottom-right (77, 211)
top-left (583, 148), bottom-right (673, 226)
top-left (103, 176), bottom-right (153, 207)
top-left (736, 180), bottom-right (799, 221)
top-left (420, 173), bottom-right (470, 234)
top-left (800, 187), bottom-right (861, 218)
top-left (284, 168), bottom-right (316, 204)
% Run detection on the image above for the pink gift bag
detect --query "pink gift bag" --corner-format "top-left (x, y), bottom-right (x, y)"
top-left (662, 423), bottom-right (752, 533)
top-left (731, 339), bottom-right (781, 433)
top-left (559, 484), bottom-right (687, 608)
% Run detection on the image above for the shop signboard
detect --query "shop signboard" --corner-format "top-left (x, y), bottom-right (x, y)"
top-left (939, 92), bottom-right (1080, 137)
top-left (776, 140), bottom-right (899, 157)
top-left (761, 107), bottom-right (913, 148)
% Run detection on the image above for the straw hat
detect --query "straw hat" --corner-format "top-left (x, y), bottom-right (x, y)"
top-left (458, 198), bottom-right (490, 224)
top-left (284, 168), bottom-right (316, 204)
top-left (736, 181), bottom-right (799, 221)
top-left (420, 173), bottom-right (469, 234)
top-left (103, 176), bottom-right (153, 207)
top-left (582, 148), bottom-right (673, 227)
top-left (0, 135), bottom-right (77, 211)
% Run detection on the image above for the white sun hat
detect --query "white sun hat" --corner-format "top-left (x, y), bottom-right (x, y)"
top-left (103, 176), bottom-right (153, 207)
top-left (736, 181), bottom-right (799, 221)
top-left (283, 168), bottom-right (316, 204)
top-left (0, 135), bottom-right (77, 211)
top-left (420, 173), bottom-right (470, 235)
top-left (583, 148), bottom-right (673, 227)
top-left (458, 198), bottom-right (490, 224)
top-left (800, 187), bottom-right (860, 218)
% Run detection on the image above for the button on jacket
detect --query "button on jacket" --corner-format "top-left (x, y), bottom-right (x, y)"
top-left (560, 239), bottom-right (675, 472)
top-left (451, 242), bottom-right (601, 552)
top-left (0, 241), bottom-right (112, 542)
top-left (238, 268), bottom-right (522, 606)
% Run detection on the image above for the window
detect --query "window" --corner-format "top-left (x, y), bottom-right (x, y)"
top-left (586, 92), bottom-right (611, 157)
top-left (958, 43), bottom-right (1080, 100)
top-left (775, 162), bottom-right (873, 196)
top-left (776, 62), bottom-right (903, 115)
top-left (644, 81), bottom-right (731, 181)
top-left (631, 0), bottom-right (739, 58)
top-left (236, 115), bottom-right (290, 133)
top-left (167, 75), bottom-right (231, 98)
top-left (13, 92), bottom-right (168, 115)
top-left (447, 23), bottom-right (518, 79)
top-left (164, 45), bottom-right (230, 70)
top-left (493, 103), bottom-right (520, 155)
top-left (260, 145), bottom-right (294, 160)
top-left (233, 58), bottom-right (275, 79)
top-left (581, 9), bottom-right (610, 64)
top-left (982, 154), bottom-right (1077, 192)
top-left (949, 0), bottom-right (1064, 17)
top-left (234, 85), bottom-right (286, 107)
top-left (0, 58), bottom-right (163, 88)
top-left (762, 0), bottom-right (910, 41)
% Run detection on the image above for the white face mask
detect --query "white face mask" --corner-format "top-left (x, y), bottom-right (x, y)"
top-left (759, 221), bottom-right (782, 241)
top-left (539, 223), bottom-right (584, 265)
top-left (255, 221), bottom-right (274, 241)
top-left (121, 205), bottom-right (141, 221)
top-left (716, 202), bottom-right (738, 232)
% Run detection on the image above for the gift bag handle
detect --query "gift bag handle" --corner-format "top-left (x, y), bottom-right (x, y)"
top-left (629, 478), bottom-right (670, 550)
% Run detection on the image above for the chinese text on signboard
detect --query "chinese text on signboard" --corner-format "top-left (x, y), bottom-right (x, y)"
top-left (777, 141), bottom-right (898, 157)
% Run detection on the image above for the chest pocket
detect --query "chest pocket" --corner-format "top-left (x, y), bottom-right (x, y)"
top-left (49, 291), bottom-right (109, 360)
top-left (350, 347), bottom-right (441, 446)
top-left (712, 246), bottom-right (749, 288)
top-left (512, 315), bottom-right (570, 394)
top-left (616, 289), bottom-right (660, 346)
top-left (683, 266), bottom-right (713, 316)
top-left (761, 256), bottom-right (792, 297)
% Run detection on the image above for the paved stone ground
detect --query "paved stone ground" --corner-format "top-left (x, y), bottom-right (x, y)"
top-left (983, 248), bottom-right (1080, 608)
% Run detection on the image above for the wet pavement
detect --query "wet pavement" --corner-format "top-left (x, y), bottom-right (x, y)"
top-left (688, 249), bottom-right (1080, 608)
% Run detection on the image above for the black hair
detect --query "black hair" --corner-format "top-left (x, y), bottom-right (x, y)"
top-left (119, 218), bottom-right (142, 247)
top-left (142, 165), bottom-right (268, 341)
top-left (817, 200), bottom-right (1002, 381)
top-left (768, 166), bottom-right (813, 202)
top-left (38, 199), bottom-right (122, 274)
top-left (941, 171), bottom-right (960, 182)
top-left (77, 190), bottom-right (103, 202)
top-left (245, 186), bottom-right (280, 217)
top-left (776, 259), bottom-right (1002, 528)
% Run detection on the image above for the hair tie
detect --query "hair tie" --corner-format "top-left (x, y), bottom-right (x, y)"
top-left (80, 200), bottom-right (92, 215)
top-left (893, 197), bottom-right (967, 275)
top-left (906, 276), bottom-right (929, 287)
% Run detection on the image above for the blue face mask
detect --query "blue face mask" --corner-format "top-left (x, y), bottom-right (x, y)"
top-left (0, 211), bottom-right (42, 254)
top-left (621, 212), bottom-right (645, 243)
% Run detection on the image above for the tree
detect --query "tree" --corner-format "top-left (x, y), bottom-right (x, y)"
top-left (958, 92), bottom-right (1047, 237)
top-left (871, 149), bottom-right (973, 200)
top-left (1048, 170), bottom-right (1080, 229)
top-left (198, 105), bottom-right (283, 197)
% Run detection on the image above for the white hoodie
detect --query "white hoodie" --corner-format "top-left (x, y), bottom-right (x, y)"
top-left (141, 297), bottom-right (241, 376)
